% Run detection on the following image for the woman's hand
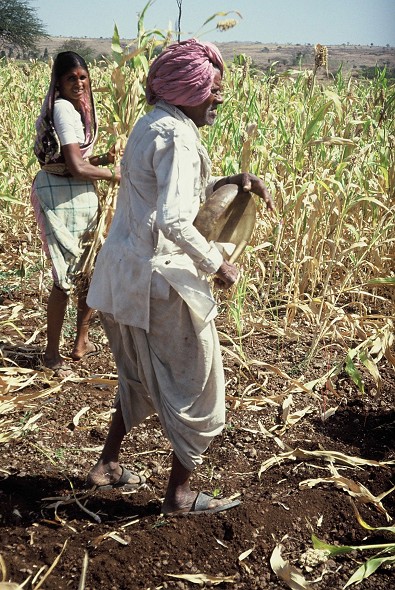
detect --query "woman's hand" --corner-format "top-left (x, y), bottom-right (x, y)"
top-left (89, 144), bottom-right (122, 167)
top-left (214, 259), bottom-right (239, 289)
top-left (106, 145), bottom-right (116, 164)
top-left (112, 164), bottom-right (121, 184)
top-left (107, 144), bottom-right (125, 164)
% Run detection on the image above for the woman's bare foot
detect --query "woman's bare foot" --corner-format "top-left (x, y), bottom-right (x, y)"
top-left (43, 355), bottom-right (74, 378)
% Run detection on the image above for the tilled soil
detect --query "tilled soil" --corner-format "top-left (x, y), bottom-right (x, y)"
top-left (0, 294), bottom-right (394, 590)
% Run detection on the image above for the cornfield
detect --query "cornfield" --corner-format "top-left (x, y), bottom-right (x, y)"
top-left (0, 28), bottom-right (394, 409)
top-left (0, 12), bottom-right (394, 588)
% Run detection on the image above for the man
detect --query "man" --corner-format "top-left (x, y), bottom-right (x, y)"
top-left (86, 38), bottom-right (274, 515)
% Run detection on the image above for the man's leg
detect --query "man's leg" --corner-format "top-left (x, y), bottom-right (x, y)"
top-left (161, 452), bottom-right (238, 515)
top-left (87, 399), bottom-right (141, 487)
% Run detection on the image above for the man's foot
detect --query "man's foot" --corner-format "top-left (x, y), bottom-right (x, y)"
top-left (87, 463), bottom-right (145, 491)
top-left (71, 341), bottom-right (102, 361)
top-left (162, 491), bottom-right (241, 516)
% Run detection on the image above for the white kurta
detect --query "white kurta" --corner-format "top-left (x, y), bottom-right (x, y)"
top-left (87, 102), bottom-right (226, 470)
top-left (53, 98), bottom-right (85, 146)
top-left (87, 101), bottom-right (223, 331)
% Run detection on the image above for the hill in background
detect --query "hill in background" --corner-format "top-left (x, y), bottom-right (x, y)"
top-left (34, 37), bottom-right (395, 78)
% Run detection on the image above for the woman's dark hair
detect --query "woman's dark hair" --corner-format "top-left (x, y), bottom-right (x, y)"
top-left (53, 51), bottom-right (89, 80)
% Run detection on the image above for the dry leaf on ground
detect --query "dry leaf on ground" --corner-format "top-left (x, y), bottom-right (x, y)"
top-left (166, 572), bottom-right (236, 585)
top-left (270, 544), bottom-right (312, 589)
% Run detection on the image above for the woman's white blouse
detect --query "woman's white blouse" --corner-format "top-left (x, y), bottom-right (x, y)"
top-left (53, 98), bottom-right (85, 146)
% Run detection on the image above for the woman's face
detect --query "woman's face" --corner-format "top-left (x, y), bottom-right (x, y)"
top-left (179, 69), bottom-right (223, 128)
top-left (57, 66), bottom-right (90, 108)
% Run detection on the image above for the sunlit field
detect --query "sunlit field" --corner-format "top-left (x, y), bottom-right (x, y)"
top-left (0, 21), bottom-right (394, 588)
top-left (1, 44), bottom-right (393, 384)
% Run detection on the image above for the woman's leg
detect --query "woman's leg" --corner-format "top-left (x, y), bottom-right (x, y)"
top-left (71, 294), bottom-right (97, 360)
top-left (44, 283), bottom-right (68, 369)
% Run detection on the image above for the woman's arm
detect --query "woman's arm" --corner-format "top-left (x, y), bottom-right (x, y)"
top-left (53, 100), bottom-right (120, 183)
top-left (88, 144), bottom-right (116, 167)
top-left (62, 143), bottom-right (120, 183)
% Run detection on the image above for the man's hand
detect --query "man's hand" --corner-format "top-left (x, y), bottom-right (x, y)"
top-left (214, 260), bottom-right (239, 289)
top-left (238, 173), bottom-right (275, 213)
top-left (214, 173), bottom-right (275, 213)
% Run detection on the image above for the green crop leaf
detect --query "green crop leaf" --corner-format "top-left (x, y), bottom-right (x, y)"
top-left (111, 24), bottom-right (123, 55)
top-left (367, 277), bottom-right (395, 286)
top-left (312, 535), bottom-right (354, 556)
top-left (344, 554), bottom-right (395, 588)
top-left (359, 350), bottom-right (381, 389)
top-left (345, 354), bottom-right (364, 393)
top-left (312, 535), bottom-right (395, 556)
top-left (304, 101), bottom-right (332, 143)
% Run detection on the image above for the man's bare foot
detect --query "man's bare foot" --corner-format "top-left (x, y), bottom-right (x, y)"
top-left (161, 489), bottom-right (198, 515)
top-left (71, 341), bottom-right (102, 361)
top-left (87, 461), bottom-right (122, 486)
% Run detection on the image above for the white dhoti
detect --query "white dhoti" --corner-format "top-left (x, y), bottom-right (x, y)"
top-left (100, 288), bottom-right (225, 472)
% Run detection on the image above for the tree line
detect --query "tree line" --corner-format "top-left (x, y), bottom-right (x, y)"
top-left (0, 0), bottom-right (102, 63)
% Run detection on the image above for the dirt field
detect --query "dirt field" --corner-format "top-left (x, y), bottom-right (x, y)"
top-left (0, 270), bottom-right (394, 589)
top-left (1, 34), bottom-right (394, 590)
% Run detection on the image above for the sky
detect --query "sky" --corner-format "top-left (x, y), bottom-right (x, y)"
top-left (32, 0), bottom-right (395, 46)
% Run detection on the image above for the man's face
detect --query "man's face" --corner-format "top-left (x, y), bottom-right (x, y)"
top-left (180, 69), bottom-right (223, 128)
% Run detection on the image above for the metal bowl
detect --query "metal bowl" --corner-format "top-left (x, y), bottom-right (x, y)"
top-left (194, 183), bottom-right (256, 262)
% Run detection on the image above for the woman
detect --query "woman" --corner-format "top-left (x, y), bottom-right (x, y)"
top-left (31, 51), bottom-right (120, 378)
top-left (86, 39), bottom-right (274, 514)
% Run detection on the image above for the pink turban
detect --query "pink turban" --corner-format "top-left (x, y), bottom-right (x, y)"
top-left (146, 38), bottom-right (224, 107)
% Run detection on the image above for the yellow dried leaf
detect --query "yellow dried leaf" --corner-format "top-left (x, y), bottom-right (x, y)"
top-left (166, 572), bottom-right (236, 585)
top-left (238, 547), bottom-right (254, 561)
top-left (107, 532), bottom-right (129, 545)
top-left (299, 466), bottom-right (394, 521)
top-left (72, 406), bottom-right (90, 427)
top-left (351, 501), bottom-right (395, 533)
top-left (259, 447), bottom-right (394, 478)
top-left (33, 539), bottom-right (68, 589)
top-left (0, 554), bottom-right (7, 582)
top-left (270, 544), bottom-right (312, 589)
